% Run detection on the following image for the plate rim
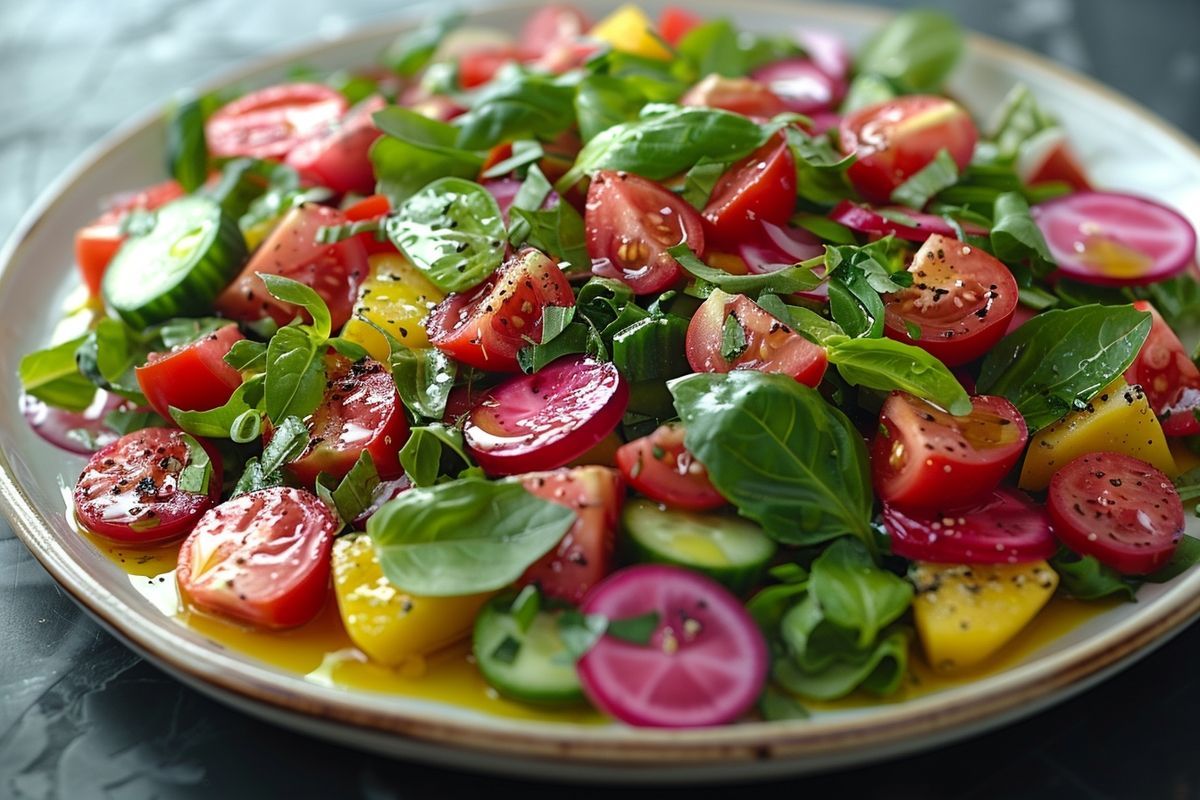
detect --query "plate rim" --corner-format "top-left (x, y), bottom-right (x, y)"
top-left (2, 0), bottom-right (1199, 770)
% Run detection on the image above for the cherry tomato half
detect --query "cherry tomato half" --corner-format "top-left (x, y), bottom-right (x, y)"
top-left (586, 171), bottom-right (705, 295)
top-left (872, 391), bottom-right (1028, 510)
top-left (74, 428), bottom-right (222, 545)
top-left (285, 95), bottom-right (386, 196)
top-left (136, 324), bottom-right (245, 421)
top-left (839, 95), bottom-right (978, 204)
top-left (883, 234), bottom-right (1018, 367)
top-left (615, 422), bottom-right (726, 511)
top-left (686, 289), bottom-right (828, 386)
top-left (702, 136), bottom-right (796, 248)
top-left (1048, 452), bottom-right (1185, 575)
top-left (517, 4), bottom-right (590, 60)
top-left (426, 248), bottom-right (575, 373)
top-left (1125, 301), bottom-right (1200, 437)
top-left (205, 83), bottom-right (348, 161)
top-left (658, 6), bottom-right (703, 45)
top-left (177, 487), bottom-right (337, 629)
top-left (679, 75), bottom-right (788, 119)
top-left (75, 180), bottom-right (185, 297)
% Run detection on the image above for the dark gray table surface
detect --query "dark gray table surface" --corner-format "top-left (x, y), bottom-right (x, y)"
top-left (2, 1), bottom-right (1198, 797)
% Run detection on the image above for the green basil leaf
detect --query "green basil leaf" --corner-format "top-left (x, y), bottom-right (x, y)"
top-left (454, 66), bottom-right (577, 151)
top-left (261, 416), bottom-right (310, 477)
top-left (164, 92), bottom-right (219, 192)
top-left (991, 191), bottom-right (1056, 273)
top-left (18, 334), bottom-right (98, 412)
top-left (675, 19), bottom-right (804, 78)
top-left (775, 615), bottom-right (908, 700)
top-left (392, 344), bottom-right (457, 421)
top-left (154, 317), bottom-right (229, 350)
top-left (398, 423), bottom-right (476, 487)
top-left (1176, 469), bottom-right (1200, 518)
top-left (509, 203), bottom-right (588, 270)
top-left (605, 611), bottom-right (661, 645)
top-left (670, 371), bottom-right (875, 550)
top-left (575, 75), bottom-right (652, 143)
top-left (176, 433), bottom-right (213, 496)
top-left (203, 157), bottom-right (300, 220)
top-left (223, 340), bottom-right (267, 373)
top-left (768, 301), bottom-right (847, 346)
top-left (366, 477), bottom-right (577, 595)
top-left (809, 538), bottom-right (913, 648)
top-left (260, 273), bottom-right (332, 341)
top-left (668, 243), bottom-right (822, 295)
top-left (557, 609), bottom-right (610, 661)
top-left (170, 374), bottom-right (264, 439)
top-left (841, 72), bottom-right (898, 114)
top-left (989, 84), bottom-right (1059, 159)
top-left (509, 584), bottom-right (541, 633)
top-left (315, 451), bottom-right (380, 527)
top-left (720, 313), bottom-right (749, 361)
top-left (576, 277), bottom-right (636, 332)
top-left (382, 11), bottom-right (464, 75)
top-left (855, 9), bottom-right (963, 93)
top-left (977, 304), bottom-right (1152, 431)
top-left (826, 337), bottom-right (972, 416)
top-left (263, 326), bottom-right (326, 424)
top-left (1143, 275), bottom-right (1200, 331)
top-left (386, 177), bottom-right (506, 293)
top-left (1146, 535), bottom-right (1200, 582)
top-left (890, 148), bottom-right (959, 209)
top-left (1049, 548), bottom-right (1139, 601)
top-left (747, 581), bottom-right (809, 633)
top-left (759, 686), bottom-right (811, 721)
top-left (104, 407), bottom-right (165, 436)
top-left (370, 107), bottom-right (484, 205)
top-left (782, 126), bottom-right (856, 207)
top-left (481, 139), bottom-right (544, 179)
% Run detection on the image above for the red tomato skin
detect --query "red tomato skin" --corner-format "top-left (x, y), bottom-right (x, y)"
top-left (343, 194), bottom-right (396, 256)
top-left (135, 325), bottom-right (245, 421)
top-left (883, 234), bottom-right (1018, 367)
top-left (75, 180), bottom-right (185, 296)
top-left (74, 428), bottom-right (222, 545)
top-left (518, 466), bottom-right (624, 603)
top-left (283, 355), bottom-right (410, 486)
top-left (659, 6), bottom-right (703, 44)
top-left (205, 83), bottom-right (348, 161)
top-left (679, 75), bottom-right (788, 118)
top-left (702, 137), bottom-right (796, 248)
top-left (586, 171), bottom-right (706, 295)
top-left (1125, 300), bottom-right (1200, 436)
top-left (459, 48), bottom-right (520, 89)
top-left (839, 96), bottom-right (978, 204)
top-left (285, 95), bottom-right (386, 196)
top-left (871, 392), bottom-right (1028, 510)
top-left (214, 204), bottom-right (368, 331)
top-left (177, 487), bottom-right (337, 629)
top-left (1029, 141), bottom-right (1091, 192)
top-left (518, 4), bottom-right (590, 59)
top-left (427, 248), bottom-right (575, 372)
top-left (615, 423), bottom-right (725, 511)
top-left (1048, 452), bottom-right (1185, 575)
top-left (686, 291), bottom-right (828, 387)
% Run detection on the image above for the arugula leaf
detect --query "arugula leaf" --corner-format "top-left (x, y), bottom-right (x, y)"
top-left (170, 374), bottom-right (265, 439)
top-left (398, 423), bottom-right (478, 486)
top-left (19, 334), bottom-right (101, 412)
top-left (890, 148), bottom-right (959, 209)
top-left (370, 107), bottom-right (484, 205)
top-left (1050, 548), bottom-right (1139, 601)
top-left (826, 337), bottom-right (972, 416)
top-left (668, 243), bottom-right (822, 295)
top-left (260, 274), bottom-right (332, 341)
top-left (386, 177), bottom-right (506, 293)
top-left (232, 416), bottom-right (310, 497)
top-left (315, 451), bottom-right (381, 527)
top-left (366, 477), bottom-right (576, 596)
top-left (454, 66), bottom-right (577, 150)
top-left (382, 11), bottom-right (464, 75)
top-left (263, 325), bottom-right (326, 424)
top-left (991, 191), bottom-right (1055, 274)
top-left (809, 538), bottom-right (913, 648)
top-left (977, 304), bottom-right (1152, 431)
top-left (557, 104), bottom-right (765, 190)
top-left (670, 371), bottom-right (875, 551)
top-left (855, 9), bottom-right (963, 93)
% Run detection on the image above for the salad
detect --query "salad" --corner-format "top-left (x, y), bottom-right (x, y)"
top-left (17, 4), bottom-right (1200, 729)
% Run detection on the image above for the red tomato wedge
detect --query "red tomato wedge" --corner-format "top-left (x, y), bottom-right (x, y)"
top-left (136, 324), bottom-right (245, 421)
top-left (839, 96), bottom-right (978, 204)
top-left (702, 136), bottom-right (796, 247)
top-left (1017, 128), bottom-right (1091, 191)
top-left (22, 390), bottom-right (127, 455)
top-left (751, 58), bottom-right (846, 115)
top-left (872, 392), bottom-right (1028, 510)
top-left (883, 234), bottom-right (1018, 367)
top-left (586, 171), bottom-right (705, 295)
top-left (75, 180), bottom-right (185, 297)
top-left (177, 487), bottom-right (337, 629)
top-left (426, 248), bottom-right (575, 373)
top-left (1033, 191), bottom-right (1197, 287)
top-left (1048, 452), bottom-right (1185, 575)
top-left (74, 428), bottom-right (221, 545)
top-left (686, 289), bottom-right (828, 386)
top-left (829, 200), bottom-right (988, 243)
top-left (615, 422), bottom-right (726, 511)
top-left (205, 83), bottom-right (347, 161)
top-left (517, 4), bottom-right (590, 59)
top-left (1125, 301), bottom-right (1200, 437)
top-left (680, 75), bottom-right (788, 119)
top-left (883, 488), bottom-right (1057, 565)
top-left (659, 6), bottom-right (703, 45)
top-left (343, 193), bottom-right (395, 256)
top-left (283, 355), bottom-right (409, 485)
top-left (214, 203), bottom-right (368, 331)
top-left (577, 564), bottom-right (768, 728)
top-left (519, 466), bottom-right (624, 603)
top-left (463, 356), bottom-right (628, 476)
top-left (285, 95), bottom-right (386, 196)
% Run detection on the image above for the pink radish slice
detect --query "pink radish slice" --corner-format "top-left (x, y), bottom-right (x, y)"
top-left (1033, 191), bottom-right (1198, 286)
top-left (805, 111), bottom-right (842, 136)
top-left (738, 220), bottom-right (827, 300)
top-left (830, 200), bottom-right (988, 243)
top-left (795, 29), bottom-right (851, 81)
top-left (22, 390), bottom-right (125, 455)
top-left (482, 177), bottom-right (558, 223)
top-left (577, 564), bottom-right (768, 728)
top-left (882, 488), bottom-right (1057, 565)
top-left (751, 58), bottom-right (846, 116)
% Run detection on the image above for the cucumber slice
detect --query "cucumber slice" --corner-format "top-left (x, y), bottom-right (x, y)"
top-left (622, 499), bottom-right (777, 594)
top-left (103, 196), bottom-right (247, 328)
top-left (472, 595), bottom-right (585, 706)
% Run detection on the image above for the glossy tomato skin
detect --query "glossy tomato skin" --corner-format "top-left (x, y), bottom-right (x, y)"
top-left (615, 423), bottom-right (725, 511)
top-left (283, 355), bottom-right (409, 486)
top-left (679, 75), bottom-right (788, 118)
top-left (464, 356), bottom-right (628, 476)
top-left (686, 289), bottom-right (828, 386)
top-left (702, 136), bottom-right (796, 248)
top-left (586, 171), bottom-right (705, 295)
top-left (518, 466), bottom-right (624, 603)
top-left (214, 203), bottom-right (368, 332)
top-left (285, 95), bottom-right (386, 196)
top-left (135, 324), bottom-right (245, 420)
top-left (1048, 452), bottom-right (1185, 575)
top-left (177, 487), bottom-right (337, 629)
top-left (426, 248), bottom-right (575, 372)
top-left (75, 180), bottom-right (185, 297)
top-left (839, 96), bottom-right (978, 204)
top-left (883, 234), bottom-right (1018, 367)
top-left (659, 6), bottom-right (703, 44)
top-left (205, 83), bottom-right (347, 161)
top-left (74, 428), bottom-right (222, 545)
top-left (1125, 301), bottom-right (1200, 437)
top-left (872, 392), bottom-right (1028, 510)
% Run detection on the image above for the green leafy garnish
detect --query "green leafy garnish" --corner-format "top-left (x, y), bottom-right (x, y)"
top-left (315, 451), bottom-right (381, 527)
top-left (825, 337), bottom-right (972, 416)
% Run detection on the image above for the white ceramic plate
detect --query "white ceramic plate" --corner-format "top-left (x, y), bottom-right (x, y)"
top-left (1, 0), bottom-right (1198, 784)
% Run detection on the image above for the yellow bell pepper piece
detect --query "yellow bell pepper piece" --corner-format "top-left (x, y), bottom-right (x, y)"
top-left (590, 5), bottom-right (672, 61)
top-left (340, 253), bottom-right (444, 361)
top-left (1019, 379), bottom-right (1176, 491)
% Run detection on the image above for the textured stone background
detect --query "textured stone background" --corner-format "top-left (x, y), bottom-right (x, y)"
top-left (1, 1), bottom-right (1198, 797)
